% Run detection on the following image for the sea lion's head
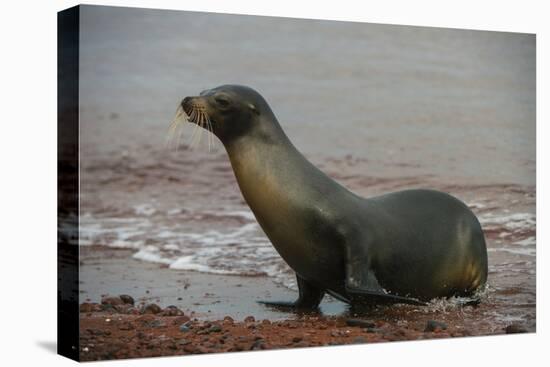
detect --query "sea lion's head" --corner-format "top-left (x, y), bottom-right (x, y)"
top-left (181, 85), bottom-right (274, 143)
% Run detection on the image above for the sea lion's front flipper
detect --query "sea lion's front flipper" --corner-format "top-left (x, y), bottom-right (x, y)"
top-left (257, 274), bottom-right (325, 310)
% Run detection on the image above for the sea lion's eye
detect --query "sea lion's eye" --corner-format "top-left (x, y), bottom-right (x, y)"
top-left (215, 97), bottom-right (231, 107)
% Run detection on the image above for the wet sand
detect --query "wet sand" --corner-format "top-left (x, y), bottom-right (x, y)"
top-left (80, 245), bottom-right (346, 321)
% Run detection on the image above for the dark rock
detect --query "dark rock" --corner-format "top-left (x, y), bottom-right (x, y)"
top-left (244, 315), bottom-right (255, 323)
top-left (119, 295), bottom-right (135, 305)
top-left (118, 322), bottom-right (134, 331)
top-left (127, 307), bottom-right (140, 315)
top-left (208, 324), bottom-right (222, 333)
top-left (250, 340), bottom-right (264, 350)
top-left (292, 336), bottom-right (303, 343)
top-left (424, 320), bottom-right (448, 332)
top-left (80, 303), bottom-right (101, 313)
top-left (100, 304), bottom-right (116, 312)
top-left (141, 303), bottom-right (162, 314)
top-left (183, 344), bottom-right (196, 353)
top-left (159, 305), bottom-right (184, 316)
top-left (101, 296), bottom-right (124, 306)
top-left (86, 328), bottom-right (107, 336)
top-left (113, 304), bottom-right (133, 314)
top-left (231, 344), bottom-right (246, 352)
top-left (504, 324), bottom-right (528, 334)
top-left (149, 320), bottom-right (166, 328)
top-left (352, 336), bottom-right (367, 344)
top-left (346, 319), bottom-right (376, 328)
top-left (172, 315), bottom-right (191, 325)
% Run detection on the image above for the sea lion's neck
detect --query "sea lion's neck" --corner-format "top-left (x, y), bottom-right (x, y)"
top-left (223, 117), bottom-right (346, 230)
top-left (224, 116), bottom-right (295, 163)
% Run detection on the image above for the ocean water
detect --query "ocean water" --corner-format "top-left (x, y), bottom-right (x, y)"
top-left (77, 6), bottom-right (535, 330)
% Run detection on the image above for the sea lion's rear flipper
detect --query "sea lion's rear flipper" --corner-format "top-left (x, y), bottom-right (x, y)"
top-left (345, 259), bottom-right (426, 306)
top-left (346, 287), bottom-right (427, 306)
top-left (257, 274), bottom-right (325, 311)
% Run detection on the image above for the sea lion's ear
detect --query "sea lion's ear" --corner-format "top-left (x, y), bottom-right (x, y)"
top-left (248, 103), bottom-right (260, 115)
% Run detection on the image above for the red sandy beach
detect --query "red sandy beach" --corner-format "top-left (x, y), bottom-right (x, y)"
top-left (78, 246), bottom-right (529, 361)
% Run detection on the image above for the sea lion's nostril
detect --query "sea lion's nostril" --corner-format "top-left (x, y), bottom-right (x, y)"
top-left (181, 97), bottom-right (192, 107)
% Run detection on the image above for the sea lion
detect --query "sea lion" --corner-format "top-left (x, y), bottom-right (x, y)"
top-left (178, 84), bottom-right (488, 309)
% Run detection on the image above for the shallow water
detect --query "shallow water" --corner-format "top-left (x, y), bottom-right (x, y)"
top-left (77, 6), bottom-right (535, 332)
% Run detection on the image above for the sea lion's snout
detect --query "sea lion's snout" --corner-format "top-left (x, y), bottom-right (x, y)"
top-left (180, 96), bottom-right (209, 122)
top-left (180, 96), bottom-right (194, 111)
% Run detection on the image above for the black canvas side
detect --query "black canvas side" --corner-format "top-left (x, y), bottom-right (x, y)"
top-left (57, 5), bottom-right (80, 361)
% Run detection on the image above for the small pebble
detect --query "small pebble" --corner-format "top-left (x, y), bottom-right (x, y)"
top-left (352, 336), bottom-right (367, 344)
top-left (244, 315), bottom-right (255, 323)
top-left (346, 319), bottom-right (376, 328)
top-left (209, 324), bottom-right (222, 333)
top-left (101, 296), bottom-right (123, 306)
top-left (424, 320), bottom-right (447, 332)
top-left (119, 294), bottom-right (135, 305)
top-left (250, 340), bottom-right (264, 350)
top-left (141, 303), bottom-right (162, 314)
top-left (179, 324), bottom-right (191, 333)
top-left (504, 324), bottom-right (528, 334)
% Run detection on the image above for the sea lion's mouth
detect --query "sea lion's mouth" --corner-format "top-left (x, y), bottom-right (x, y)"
top-left (182, 101), bottom-right (216, 129)
top-left (167, 97), bottom-right (217, 151)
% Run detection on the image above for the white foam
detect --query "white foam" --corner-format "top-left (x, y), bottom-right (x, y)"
top-left (480, 212), bottom-right (536, 231)
top-left (169, 256), bottom-right (242, 275)
top-left (132, 247), bottom-right (172, 265)
top-left (133, 204), bottom-right (157, 216)
top-left (166, 208), bottom-right (182, 215)
top-left (467, 202), bottom-right (486, 209)
top-left (515, 237), bottom-right (536, 246)
top-left (488, 247), bottom-right (536, 257)
top-left (78, 209), bottom-right (298, 284)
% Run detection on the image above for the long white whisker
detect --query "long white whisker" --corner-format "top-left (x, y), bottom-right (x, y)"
top-left (197, 111), bottom-right (204, 149)
top-left (188, 108), bottom-right (200, 149)
top-left (175, 120), bottom-right (185, 151)
top-left (166, 105), bottom-right (185, 149)
top-left (205, 115), bottom-right (213, 152)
